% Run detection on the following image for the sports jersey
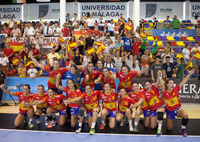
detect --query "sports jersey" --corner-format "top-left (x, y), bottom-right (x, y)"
top-left (99, 73), bottom-right (116, 89)
top-left (117, 71), bottom-right (138, 92)
top-left (44, 65), bottom-right (68, 89)
top-left (129, 89), bottom-right (150, 111)
top-left (33, 92), bottom-right (48, 109)
top-left (81, 69), bottom-right (101, 88)
top-left (63, 71), bottom-right (83, 88)
top-left (143, 85), bottom-right (164, 111)
top-left (94, 67), bottom-right (117, 90)
top-left (64, 87), bottom-right (82, 107)
top-left (162, 85), bottom-right (181, 111)
top-left (16, 92), bottom-right (35, 113)
top-left (118, 95), bottom-right (136, 113)
top-left (81, 90), bottom-right (101, 113)
top-left (43, 94), bottom-right (66, 111)
top-left (99, 91), bottom-right (118, 111)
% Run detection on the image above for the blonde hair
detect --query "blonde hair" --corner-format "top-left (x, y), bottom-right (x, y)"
top-left (144, 49), bottom-right (150, 56)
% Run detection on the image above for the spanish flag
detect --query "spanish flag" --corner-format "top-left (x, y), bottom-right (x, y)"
top-left (5, 37), bottom-right (9, 43)
top-left (69, 41), bottom-right (77, 49)
top-left (94, 41), bottom-right (101, 48)
top-left (25, 60), bottom-right (35, 66)
top-left (73, 31), bottom-right (90, 39)
top-left (12, 58), bottom-right (20, 65)
top-left (81, 40), bottom-right (84, 45)
top-left (39, 69), bottom-right (43, 76)
top-left (125, 24), bottom-right (132, 31)
top-left (96, 43), bottom-right (106, 55)
top-left (9, 42), bottom-right (23, 52)
top-left (88, 46), bottom-right (95, 55)
top-left (58, 36), bottom-right (64, 43)
top-left (50, 43), bottom-right (54, 47)
top-left (140, 32), bottom-right (148, 38)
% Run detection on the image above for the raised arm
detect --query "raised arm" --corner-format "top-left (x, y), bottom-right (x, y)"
top-left (137, 65), bottom-right (149, 75)
top-left (179, 68), bottom-right (195, 88)
top-left (121, 52), bottom-right (130, 60)
top-left (29, 51), bottom-right (45, 70)
top-left (158, 70), bottom-right (165, 92)
top-left (154, 70), bottom-right (162, 88)
top-left (0, 84), bottom-right (16, 96)
top-left (56, 74), bottom-right (64, 91)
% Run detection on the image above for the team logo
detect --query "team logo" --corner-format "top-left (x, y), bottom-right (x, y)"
top-left (146, 4), bottom-right (157, 18)
top-left (38, 5), bottom-right (49, 18)
top-left (57, 100), bottom-right (60, 104)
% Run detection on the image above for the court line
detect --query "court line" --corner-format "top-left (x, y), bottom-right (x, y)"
top-left (0, 128), bottom-right (200, 138)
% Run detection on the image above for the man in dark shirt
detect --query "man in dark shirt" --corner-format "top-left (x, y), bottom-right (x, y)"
top-left (0, 65), bottom-right (6, 107)
top-left (163, 56), bottom-right (174, 80)
top-left (151, 56), bottom-right (164, 82)
top-left (118, 13), bottom-right (125, 37)
top-left (85, 34), bottom-right (94, 50)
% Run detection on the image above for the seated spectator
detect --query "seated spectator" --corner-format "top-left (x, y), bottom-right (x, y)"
top-left (161, 47), bottom-right (174, 63)
top-left (163, 16), bottom-right (171, 29)
top-left (0, 52), bottom-right (9, 77)
top-left (23, 23), bottom-right (35, 37)
top-left (172, 15), bottom-right (180, 29)
top-left (30, 44), bottom-right (40, 61)
top-left (53, 23), bottom-right (61, 37)
top-left (151, 56), bottom-right (164, 82)
top-left (141, 49), bottom-right (151, 78)
top-left (3, 43), bottom-right (15, 61)
top-left (11, 24), bottom-right (21, 37)
top-left (182, 44), bottom-right (191, 62)
top-left (114, 37), bottom-right (124, 52)
top-left (27, 63), bottom-right (38, 79)
top-left (104, 56), bottom-right (116, 68)
top-left (47, 48), bottom-right (60, 66)
top-left (163, 56), bottom-right (175, 80)
top-left (20, 42), bottom-right (28, 62)
top-left (18, 62), bottom-right (26, 78)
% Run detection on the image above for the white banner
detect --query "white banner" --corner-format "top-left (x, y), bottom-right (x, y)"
top-left (0, 5), bottom-right (22, 21)
top-left (191, 2), bottom-right (200, 19)
top-left (37, 0), bottom-right (50, 2)
top-left (80, 2), bottom-right (127, 19)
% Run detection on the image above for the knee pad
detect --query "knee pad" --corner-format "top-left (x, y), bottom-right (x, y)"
top-left (42, 108), bottom-right (47, 114)
top-left (47, 115), bottom-right (53, 121)
top-left (158, 112), bottom-right (163, 120)
top-left (34, 114), bottom-right (40, 119)
top-left (182, 118), bottom-right (189, 126)
top-left (79, 109), bottom-right (85, 117)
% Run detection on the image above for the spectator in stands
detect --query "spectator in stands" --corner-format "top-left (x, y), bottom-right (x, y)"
top-left (106, 19), bottom-right (115, 36)
top-left (40, 19), bottom-right (52, 37)
top-left (151, 56), bottom-right (164, 82)
top-left (98, 15), bottom-right (105, 32)
top-left (54, 43), bottom-right (62, 53)
top-left (9, 17), bottom-right (15, 30)
top-left (150, 50), bottom-right (161, 64)
top-left (71, 13), bottom-right (79, 30)
top-left (0, 22), bottom-right (3, 34)
top-left (52, 23), bottom-right (61, 37)
top-left (118, 13), bottom-right (125, 36)
top-left (105, 39), bottom-right (114, 54)
top-left (114, 37), bottom-right (124, 52)
top-left (24, 36), bottom-right (32, 52)
top-left (172, 15), bottom-right (180, 29)
top-left (85, 34), bottom-right (94, 50)
top-left (18, 62), bottom-right (26, 78)
top-left (191, 41), bottom-right (200, 69)
top-left (30, 44), bottom-right (40, 61)
top-left (11, 24), bottom-right (21, 37)
top-left (132, 55), bottom-right (141, 77)
top-left (152, 17), bottom-right (157, 29)
top-left (66, 13), bottom-right (70, 21)
top-left (0, 52), bottom-right (9, 77)
top-left (163, 16), bottom-right (171, 29)
top-left (104, 56), bottom-right (116, 69)
top-left (73, 49), bottom-right (82, 66)
top-left (74, 24), bottom-right (81, 31)
top-left (182, 44), bottom-right (191, 62)
top-left (161, 47), bottom-right (174, 63)
top-left (103, 33), bottom-right (113, 44)
top-left (134, 26), bottom-right (141, 38)
top-left (140, 19), bottom-right (144, 30)
top-left (91, 50), bottom-right (99, 66)
top-left (140, 38), bottom-right (147, 55)
top-left (32, 35), bottom-right (40, 50)
top-left (192, 16), bottom-right (198, 29)
top-left (124, 51), bottom-right (134, 71)
top-left (4, 24), bottom-right (11, 37)
top-left (114, 22), bottom-right (120, 40)
top-left (163, 56), bottom-right (175, 80)
top-left (27, 63), bottom-right (38, 79)
top-left (81, 51), bottom-right (91, 67)
top-left (141, 49), bottom-right (151, 78)
top-left (11, 52), bottom-right (21, 67)
top-left (47, 48), bottom-right (60, 66)
top-left (79, 16), bottom-right (85, 30)
top-left (19, 20), bottom-right (24, 36)
top-left (132, 36), bottom-right (143, 58)
top-left (3, 43), bottom-right (14, 61)
top-left (120, 30), bottom-right (131, 51)
top-left (86, 14), bottom-right (95, 30)
top-left (77, 40), bottom-right (84, 55)
top-left (61, 23), bottom-right (70, 37)
top-left (23, 23), bottom-right (35, 37)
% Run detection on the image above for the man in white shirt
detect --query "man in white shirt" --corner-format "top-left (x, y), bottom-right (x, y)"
top-left (161, 46), bottom-right (174, 63)
top-left (23, 23), bottom-right (35, 37)
top-left (0, 52), bottom-right (9, 77)
top-left (40, 19), bottom-right (53, 37)
top-left (97, 15), bottom-right (105, 32)
top-left (9, 17), bottom-right (15, 30)
top-left (47, 48), bottom-right (60, 66)
top-left (192, 16), bottom-right (198, 29)
top-left (86, 14), bottom-right (95, 30)
top-left (106, 19), bottom-right (115, 36)
top-left (104, 39), bottom-right (114, 54)
top-left (191, 42), bottom-right (200, 68)
top-left (71, 13), bottom-right (79, 28)
top-left (52, 23), bottom-right (61, 37)
top-left (27, 63), bottom-right (38, 79)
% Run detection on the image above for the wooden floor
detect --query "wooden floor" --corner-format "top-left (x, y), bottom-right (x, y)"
top-left (1, 103), bottom-right (200, 118)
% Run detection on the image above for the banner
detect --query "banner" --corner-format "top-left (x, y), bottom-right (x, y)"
top-left (80, 2), bottom-right (127, 19)
top-left (152, 29), bottom-right (196, 37)
top-left (0, 5), bottom-right (22, 21)
top-left (191, 2), bottom-right (200, 18)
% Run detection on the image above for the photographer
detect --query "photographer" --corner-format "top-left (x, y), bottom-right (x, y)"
top-left (0, 65), bottom-right (6, 107)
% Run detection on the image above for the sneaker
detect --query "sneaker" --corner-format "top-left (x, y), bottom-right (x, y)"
top-left (45, 119), bottom-right (49, 126)
top-left (129, 125), bottom-right (134, 132)
top-left (47, 120), bottom-right (57, 128)
top-left (24, 117), bottom-right (27, 123)
top-left (156, 129), bottom-right (162, 137)
top-left (100, 123), bottom-right (106, 130)
top-left (180, 128), bottom-right (187, 137)
top-left (133, 126), bottom-right (138, 133)
top-left (75, 126), bottom-right (82, 133)
top-left (36, 118), bottom-right (41, 124)
top-left (120, 118), bottom-right (126, 126)
top-left (89, 127), bottom-right (95, 135)
top-left (28, 121), bottom-right (34, 128)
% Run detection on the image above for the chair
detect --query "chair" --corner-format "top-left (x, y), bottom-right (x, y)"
top-left (182, 20), bottom-right (187, 23)
top-left (154, 36), bottom-right (161, 40)
top-left (174, 37), bottom-right (180, 40)
top-left (144, 20), bottom-right (148, 22)
top-left (167, 36), bottom-right (175, 41)
top-left (149, 23), bottom-right (153, 27)
top-left (176, 54), bottom-right (183, 58)
top-left (170, 41), bottom-right (177, 46)
top-left (190, 42), bottom-right (194, 46)
top-left (177, 41), bottom-right (185, 46)
top-left (148, 41), bottom-right (154, 46)
top-left (187, 27), bottom-right (193, 30)
top-left (157, 41), bottom-right (163, 46)
top-left (181, 48), bottom-right (184, 51)
top-left (147, 36), bottom-right (154, 41)
top-left (181, 37), bottom-right (188, 41)
top-left (160, 36), bottom-right (167, 40)
top-left (187, 37), bottom-right (195, 41)
top-left (173, 47), bottom-right (181, 52)
top-left (187, 20), bottom-right (191, 23)
top-left (148, 20), bottom-right (153, 23)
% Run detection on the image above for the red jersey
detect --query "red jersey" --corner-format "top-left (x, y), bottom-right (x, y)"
top-left (99, 73), bottom-right (116, 89)
top-left (43, 94), bottom-right (66, 111)
top-left (129, 89), bottom-right (150, 111)
top-left (30, 49), bottom-right (40, 57)
top-left (81, 69), bottom-right (101, 88)
top-left (117, 71), bottom-right (138, 92)
top-left (143, 85), bottom-right (164, 111)
top-left (4, 48), bottom-right (15, 61)
top-left (162, 85), bottom-right (181, 111)
top-left (4, 29), bottom-right (11, 37)
top-left (64, 87), bottom-right (82, 107)
top-left (16, 92), bottom-right (35, 113)
top-left (99, 91), bottom-right (118, 111)
top-left (44, 65), bottom-right (68, 88)
top-left (81, 90), bottom-right (101, 113)
top-left (132, 42), bottom-right (141, 55)
top-left (62, 27), bottom-right (70, 37)
top-left (118, 95), bottom-right (136, 113)
top-left (33, 92), bottom-right (48, 109)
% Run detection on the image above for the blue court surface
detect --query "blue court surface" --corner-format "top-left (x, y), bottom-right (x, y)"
top-left (0, 129), bottom-right (200, 142)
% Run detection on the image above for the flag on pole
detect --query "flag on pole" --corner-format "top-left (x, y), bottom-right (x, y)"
top-left (140, 32), bottom-right (148, 38)
top-left (125, 24), bottom-right (132, 31)
top-left (88, 46), bottom-right (95, 55)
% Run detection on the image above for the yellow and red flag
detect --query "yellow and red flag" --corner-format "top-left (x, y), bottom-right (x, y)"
top-left (125, 24), bottom-right (132, 31)
top-left (58, 36), bottom-right (64, 43)
top-left (50, 43), bottom-right (54, 47)
top-left (9, 42), bottom-right (23, 52)
top-left (69, 41), bottom-right (77, 49)
top-left (94, 41), bottom-right (101, 48)
top-left (73, 31), bottom-right (90, 39)
top-left (96, 43), bottom-right (106, 55)
top-left (5, 37), bottom-right (9, 43)
top-left (87, 46), bottom-right (95, 55)
top-left (25, 60), bottom-right (35, 66)
top-left (140, 32), bottom-right (148, 38)
top-left (85, 28), bottom-right (100, 35)
top-left (12, 58), bottom-right (20, 65)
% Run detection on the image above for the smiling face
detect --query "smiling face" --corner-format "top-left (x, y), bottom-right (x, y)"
top-left (23, 86), bottom-right (30, 96)
top-left (48, 89), bottom-right (55, 98)
top-left (67, 80), bottom-right (75, 90)
top-left (87, 63), bottom-right (94, 73)
top-left (85, 85), bottom-right (92, 95)
top-left (119, 88), bottom-right (126, 98)
top-left (145, 82), bottom-right (152, 92)
top-left (104, 83), bottom-right (111, 93)
top-left (52, 60), bottom-right (60, 70)
top-left (37, 86), bottom-right (44, 95)
top-left (132, 83), bottom-right (139, 93)
top-left (97, 61), bottom-right (103, 70)
top-left (122, 66), bottom-right (129, 75)
top-left (103, 68), bottom-right (109, 77)
top-left (70, 66), bottom-right (76, 74)
top-left (167, 80), bottom-right (174, 91)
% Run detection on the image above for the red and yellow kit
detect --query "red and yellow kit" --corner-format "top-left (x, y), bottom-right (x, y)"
top-left (16, 92), bottom-right (35, 113)
top-left (43, 94), bottom-right (66, 111)
top-left (64, 87), bottom-right (82, 107)
top-left (99, 73), bottom-right (116, 89)
top-left (81, 69), bottom-right (101, 88)
top-left (162, 85), bottom-right (181, 111)
top-left (118, 95), bottom-right (136, 113)
top-left (99, 91), bottom-right (118, 111)
top-left (44, 65), bottom-right (68, 88)
top-left (81, 90), bottom-right (101, 113)
top-left (33, 92), bottom-right (48, 109)
top-left (129, 89), bottom-right (150, 111)
top-left (143, 85), bottom-right (164, 111)
top-left (117, 71), bottom-right (138, 92)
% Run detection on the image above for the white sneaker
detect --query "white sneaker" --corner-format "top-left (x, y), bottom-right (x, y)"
top-left (75, 126), bottom-right (82, 133)
top-left (129, 125), bottom-right (134, 132)
top-left (120, 118), bottom-right (126, 126)
top-left (45, 120), bottom-right (49, 126)
top-left (36, 119), bottom-right (41, 124)
top-left (28, 121), bottom-right (34, 128)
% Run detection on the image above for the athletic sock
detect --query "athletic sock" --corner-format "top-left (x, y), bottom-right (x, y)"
top-left (91, 122), bottom-right (96, 128)
top-left (181, 125), bottom-right (186, 129)
top-left (29, 118), bottom-right (33, 122)
top-left (158, 123), bottom-right (162, 130)
top-left (134, 121), bottom-right (138, 127)
top-left (78, 123), bottom-right (82, 127)
top-left (101, 121), bottom-right (105, 124)
top-left (128, 120), bottom-right (132, 126)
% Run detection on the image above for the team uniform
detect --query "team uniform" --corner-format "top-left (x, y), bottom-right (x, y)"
top-left (99, 92), bottom-right (118, 117)
top-left (162, 85), bottom-right (181, 119)
top-left (33, 92), bottom-right (48, 111)
top-left (94, 67), bottom-right (117, 90)
top-left (16, 92), bottom-right (35, 117)
top-left (63, 71), bottom-right (83, 89)
top-left (99, 73), bottom-right (116, 89)
top-left (81, 90), bottom-right (101, 117)
top-left (81, 69), bottom-right (101, 92)
top-left (143, 85), bottom-right (165, 117)
top-left (130, 89), bottom-right (150, 117)
top-left (117, 71), bottom-right (138, 92)
top-left (42, 94), bottom-right (67, 116)
top-left (44, 65), bottom-right (68, 94)
top-left (118, 95), bottom-right (136, 115)
top-left (64, 87), bottom-right (83, 116)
